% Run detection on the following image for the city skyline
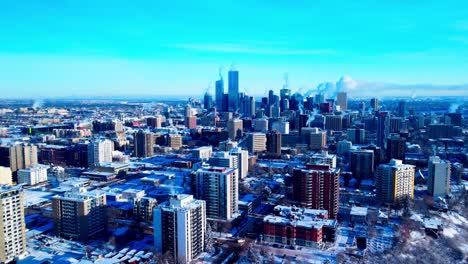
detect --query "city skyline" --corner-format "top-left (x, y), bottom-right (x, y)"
top-left (0, 1), bottom-right (468, 98)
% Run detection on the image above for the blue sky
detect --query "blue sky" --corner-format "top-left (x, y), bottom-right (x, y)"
top-left (0, 1), bottom-right (467, 98)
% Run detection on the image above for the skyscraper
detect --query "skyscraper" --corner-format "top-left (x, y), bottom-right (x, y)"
top-left (133, 130), bottom-right (154, 158)
top-left (87, 138), bottom-right (114, 167)
top-left (337, 92), bottom-right (348, 112)
top-left (52, 187), bottom-right (107, 241)
top-left (204, 91), bottom-right (213, 110)
top-left (228, 70), bottom-right (239, 112)
top-left (215, 77), bottom-right (224, 111)
top-left (428, 156), bottom-right (451, 198)
top-left (370, 98), bottom-right (379, 111)
top-left (398, 100), bottom-right (406, 118)
top-left (377, 111), bottom-right (390, 148)
top-left (0, 186), bottom-right (26, 263)
top-left (293, 165), bottom-right (340, 219)
top-left (153, 195), bottom-right (206, 263)
top-left (195, 167), bottom-right (238, 220)
top-left (375, 159), bottom-right (415, 203)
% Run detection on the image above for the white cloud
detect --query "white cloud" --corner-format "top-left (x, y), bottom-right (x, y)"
top-left (165, 43), bottom-right (336, 55)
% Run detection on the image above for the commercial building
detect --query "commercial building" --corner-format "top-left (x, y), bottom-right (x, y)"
top-left (377, 111), bottom-right (390, 148)
top-left (325, 115), bottom-right (343, 131)
top-left (266, 131), bottom-right (282, 158)
top-left (375, 159), bottom-right (415, 203)
top-left (52, 187), bottom-right (107, 241)
top-left (191, 146), bottom-right (213, 161)
top-left (347, 128), bottom-right (366, 144)
top-left (194, 167), bottom-right (238, 220)
top-left (154, 195), bottom-right (206, 263)
top-left (0, 186), bottom-right (26, 263)
top-left (88, 138), bottom-right (114, 167)
top-left (293, 165), bottom-right (340, 219)
top-left (309, 129), bottom-right (327, 151)
top-left (263, 205), bottom-right (336, 246)
top-left (337, 92), bottom-right (348, 112)
top-left (227, 119), bottom-right (243, 140)
top-left (228, 70), bottom-right (239, 112)
top-left (427, 156), bottom-right (451, 198)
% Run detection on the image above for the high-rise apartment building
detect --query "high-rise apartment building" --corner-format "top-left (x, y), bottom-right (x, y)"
top-left (0, 166), bottom-right (13, 185)
top-left (133, 196), bottom-right (157, 222)
top-left (0, 143), bottom-right (38, 174)
top-left (52, 188), bottom-right (107, 241)
top-left (386, 135), bottom-right (406, 162)
top-left (17, 164), bottom-right (49, 185)
top-left (0, 186), bottom-right (26, 263)
top-left (375, 159), bottom-right (415, 203)
top-left (168, 134), bottom-right (183, 149)
top-left (350, 150), bottom-right (374, 180)
top-left (153, 195), bottom-right (206, 263)
top-left (293, 165), bottom-right (340, 219)
top-left (230, 147), bottom-right (248, 179)
top-left (246, 133), bottom-right (267, 153)
top-left (87, 138), bottom-right (114, 167)
top-left (194, 167), bottom-right (238, 220)
top-left (133, 130), bottom-right (154, 158)
top-left (427, 156), bottom-right (451, 198)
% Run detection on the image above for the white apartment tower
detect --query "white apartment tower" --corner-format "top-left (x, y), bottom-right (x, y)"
top-left (87, 139), bottom-right (114, 168)
top-left (428, 156), bottom-right (451, 198)
top-left (0, 186), bottom-right (26, 263)
top-left (153, 195), bottom-right (206, 263)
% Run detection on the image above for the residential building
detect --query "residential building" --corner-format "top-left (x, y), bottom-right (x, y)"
top-left (293, 165), bottom-right (340, 219)
top-left (133, 130), bottom-right (154, 158)
top-left (52, 187), bottom-right (107, 241)
top-left (428, 156), bottom-right (451, 198)
top-left (194, 167), bottom-right (238, 220)
top-left (0, 186), bottom-right (26, 263)
top-left (87, 138), bottom-right (114, 167)
top-left (375, 159), bottom-right (415, 203)
top-left (153, 195), bottom-right (206, 263)
top-left (17, 164), bottom-right (49, 185)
